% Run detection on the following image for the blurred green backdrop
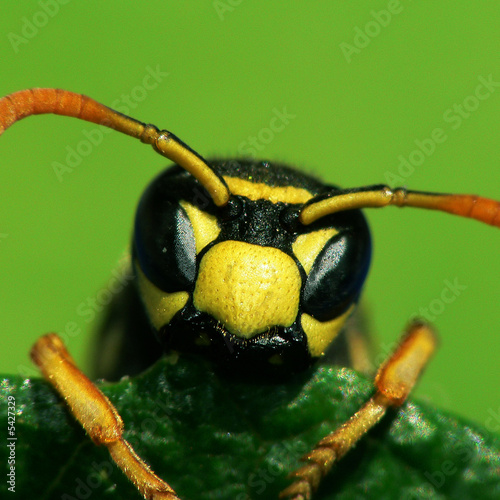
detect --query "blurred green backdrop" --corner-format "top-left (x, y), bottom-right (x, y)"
top-left (0, 2), bottom-right (498, 430)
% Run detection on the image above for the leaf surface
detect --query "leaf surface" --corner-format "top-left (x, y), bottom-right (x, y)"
top-left (1, 357), bottom-right (499, 499)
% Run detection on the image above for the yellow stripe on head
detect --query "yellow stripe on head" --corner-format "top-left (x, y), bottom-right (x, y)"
top-left (223, 176), bottom-right (314, 204)
top-left (179, 200), bottom-right (221, 254)
top-left (292, 228), bottom-right (338, 274)
top-left (135, 263), bottom-right (189, 330)
top-left (301, 305), bottom-right (354, 357)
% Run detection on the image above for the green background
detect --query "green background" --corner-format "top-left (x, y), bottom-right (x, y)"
top-left (0, 1), bottom-right (498, 429)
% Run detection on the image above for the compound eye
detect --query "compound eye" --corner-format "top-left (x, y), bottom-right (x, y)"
top-left (134, 197), bottom-right (196, 293)
top-left (302, 231), bottom-right (371, 321)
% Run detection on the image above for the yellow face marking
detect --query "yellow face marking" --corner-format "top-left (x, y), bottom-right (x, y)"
top-left (223, 176), bottom-right (314, 204)
top-left (179, 200), bottom-right (220, 254)
top-left (193, 241), bottom-right (301, 338)
top-left (135, 264), bottom-right (189, 330)
top-left (292, 228), bottom-right (338, 274)
top-left (301, 305), bottom-right (355, 357)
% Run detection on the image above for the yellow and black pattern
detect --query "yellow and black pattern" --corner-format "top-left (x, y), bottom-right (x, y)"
top-left (133, 159), bottom-right (371, 377)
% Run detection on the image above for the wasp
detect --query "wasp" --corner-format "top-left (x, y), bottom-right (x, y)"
top-left (1, 88), bottom-right (498, 500)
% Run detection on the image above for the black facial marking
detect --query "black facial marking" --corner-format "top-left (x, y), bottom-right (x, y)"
top-left (133, 159), bottom-right (372, 375)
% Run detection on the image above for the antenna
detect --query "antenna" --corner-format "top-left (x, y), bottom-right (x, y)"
top-left (300, 185), bottom-right (500, 228)
top-left (0, 88), bottom-right (230, 207)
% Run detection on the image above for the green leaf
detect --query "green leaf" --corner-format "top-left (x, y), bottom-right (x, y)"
top-left (1, 356), bottom-right (499, 499)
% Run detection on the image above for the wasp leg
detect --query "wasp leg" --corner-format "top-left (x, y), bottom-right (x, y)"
top-left (322, 310), bottom-right (373, 376)
top-left (343, 310), bottom-right (374, 376)
top-left (30, 333), bottom-right (180, 500)
top-left (91, 276), bottom-right (162, 381)
top-left (279, 321), bottom-right (437, 500)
